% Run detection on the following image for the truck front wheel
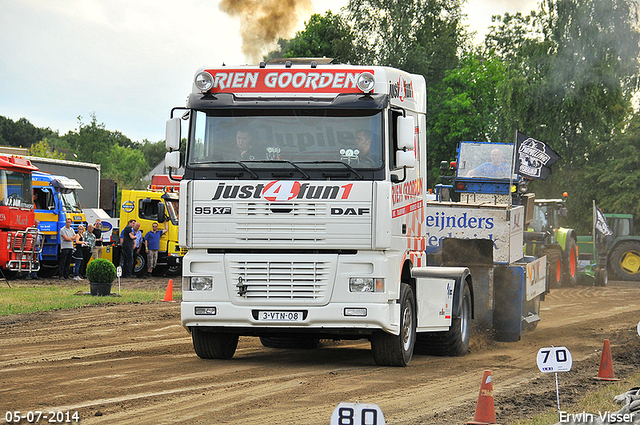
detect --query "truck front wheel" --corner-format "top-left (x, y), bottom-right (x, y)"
top-left (371, 283), bottom-right (416, 367)
top-left (414, 280), bottom-right (471, 356)
top-left (134, 252), bottom-right (147, 277)
top-left (191, 328), bottom-right (238, 360)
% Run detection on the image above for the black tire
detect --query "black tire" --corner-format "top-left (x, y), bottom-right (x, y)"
top-left (133, 251), bottom-right (147, 277)
top-left (561, 238), bottom-right (578, 287)
top-left (191, 328), bottom-right (238, 359)
top-left (595, 267), bottom-right (608, 287)
top-left (544, 247), bottom-right (563, 289)
top-left (371, 283), bottom-right (416, 366)
top-left (2, 270), bottom-right (18, 280)
top-left (259, 336), bottom-right (320, 349)
top-left (609, 241), bottom-right (640, 281)
top-left (38, 263), bottom-right (59, 278)
top-left (414, 280), bottom-right (471, 356)
top-left (166, 264), bottom-right (182, 276)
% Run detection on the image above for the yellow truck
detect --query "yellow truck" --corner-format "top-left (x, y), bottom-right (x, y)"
top-left (119, 188), bottom-right (184, 276)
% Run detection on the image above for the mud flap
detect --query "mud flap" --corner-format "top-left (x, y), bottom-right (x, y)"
top-left (493, 265), bottom-right (525, 342)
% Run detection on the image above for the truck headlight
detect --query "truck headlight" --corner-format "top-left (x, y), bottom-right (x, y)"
top-left (349, 277), bottom-right (384, 293)
top-left (190, 276), bottom-right (213, 291)
top-left (195, 71), bottom-right (214, 92)
top-left (357, 72), bottom-right (375, 93)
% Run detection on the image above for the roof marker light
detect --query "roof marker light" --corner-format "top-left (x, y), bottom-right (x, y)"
top-left (357, 72), bottom-right (375, 93)
top-left (195, 71), bottom-right (214, 92)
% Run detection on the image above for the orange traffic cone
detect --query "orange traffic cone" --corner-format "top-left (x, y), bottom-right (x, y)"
top-left (595, 339), bottom-right (619, 381)
top-left (468, 370), bottom-right (498, 424)
top-left (161, 279), bottom-right (175, 302)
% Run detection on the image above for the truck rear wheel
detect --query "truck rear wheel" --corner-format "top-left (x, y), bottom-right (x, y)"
top-left (610, 241), bottom-right (640, 281)
top-left (562, 238), bottom-right (578, 287)
top-left (371, 283), bottom-right (415, 366)
top-left (414, 281), bottom-right (471, 356)
top-left (191, 328), bottom-right (238, 359)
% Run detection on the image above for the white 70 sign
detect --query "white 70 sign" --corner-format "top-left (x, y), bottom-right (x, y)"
top-left (537, 346), bottom-right (573, 373)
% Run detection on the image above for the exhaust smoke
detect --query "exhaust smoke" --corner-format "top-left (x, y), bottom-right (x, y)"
top-left (220, 0), bottom-right (312, 64)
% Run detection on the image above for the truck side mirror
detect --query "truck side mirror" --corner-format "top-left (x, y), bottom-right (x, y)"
top-left (397, 115), bottom-right (415, 150)
top-left (396, 149), bottom-right (416, 168)
top-left (165, 151), bottom-right (181, 170)
top-left (157, 203), bottom-right (166, 223)
top-left (166, 118), bottom-right (181, 151)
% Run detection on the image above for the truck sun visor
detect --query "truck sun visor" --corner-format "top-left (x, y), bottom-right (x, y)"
top-left (50, 177), bottom-right (84, 191)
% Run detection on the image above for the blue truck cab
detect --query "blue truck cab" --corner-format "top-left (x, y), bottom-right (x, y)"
top-left (32, 171), bottom-right (86, 276)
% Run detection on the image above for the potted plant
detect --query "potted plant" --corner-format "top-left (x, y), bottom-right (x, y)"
top-left (86, 258), bottom-right (117, 296)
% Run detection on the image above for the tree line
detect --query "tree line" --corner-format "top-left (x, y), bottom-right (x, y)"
top-left (0, 114), bottom-right (167, 192)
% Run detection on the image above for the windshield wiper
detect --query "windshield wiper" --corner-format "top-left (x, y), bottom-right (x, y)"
top-left (311, 161), bottom-right (364, 180)
top-left (258, 160), bottom-right (310, 179)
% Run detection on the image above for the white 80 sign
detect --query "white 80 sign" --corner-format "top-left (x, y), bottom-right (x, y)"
top-left (330, 403), bottom-right (386, 425)
top-left (536, 346), bottom-right (573, 373)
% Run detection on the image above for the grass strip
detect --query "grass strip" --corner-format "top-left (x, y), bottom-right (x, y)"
top-left (511, 372), bottom-right (640, 425)
top-left (0, 282), bottom-right (181, 316)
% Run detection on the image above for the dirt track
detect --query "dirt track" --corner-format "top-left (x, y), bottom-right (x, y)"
top-left (1, 280), bottom-right (639, 424)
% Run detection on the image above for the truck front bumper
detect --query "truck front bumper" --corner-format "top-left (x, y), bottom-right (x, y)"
top-left (181, 301), bottom-right (398, 337)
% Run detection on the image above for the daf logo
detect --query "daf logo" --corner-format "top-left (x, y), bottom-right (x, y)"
top-left (331, 207), bottom-right (370, 216)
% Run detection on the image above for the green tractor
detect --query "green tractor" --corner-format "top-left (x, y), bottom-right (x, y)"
top-left (578, 209), bottom-right (640, 284)
top-left (525, 196), bottom-right (579, 288)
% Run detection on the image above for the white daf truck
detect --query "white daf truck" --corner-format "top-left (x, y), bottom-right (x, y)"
top-left (165, 59), bottom-right (537, 366)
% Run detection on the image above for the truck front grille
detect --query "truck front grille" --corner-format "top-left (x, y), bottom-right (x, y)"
top-left (236, 202), bottom-right (326, 217)
top-left (229, 260), bottom-right (331, 303)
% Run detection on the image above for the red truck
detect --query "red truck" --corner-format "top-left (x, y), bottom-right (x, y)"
top-left (0, 155), bottom-right (42, 278)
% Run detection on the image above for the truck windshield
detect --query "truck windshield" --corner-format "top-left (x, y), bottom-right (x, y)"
top-left (456, 142), bottom-right (514, 179)
top-left (60, 190), bottom-right (82, 213)
top-left (188, 109), bottom-right (383, 169)
top-left (0, 170), bottom-right (33, 208)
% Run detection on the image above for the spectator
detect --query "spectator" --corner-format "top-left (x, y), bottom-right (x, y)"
top-left (80, 224), bottom-right (96, 278)
top-left (92, 219), bottom-right (103, 259)
top-left (72, 224), bottom-right (86, 280)
top-left (144, 222), bottom-right (167, 277)
top-left (120, 219), bottom-right (136, 278)
top-left (58, 218), bottom-right (75, 279)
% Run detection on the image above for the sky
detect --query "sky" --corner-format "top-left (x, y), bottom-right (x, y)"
top-left (0, 0), bottom-right (538, 145)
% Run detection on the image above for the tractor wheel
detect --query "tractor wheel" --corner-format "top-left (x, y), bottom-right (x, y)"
top-left (544, 248), bottom-right (563, 289)
top-left (595, 267), bottom-right (608, 287)
top-left (609, 241), bottom-right (640, 282)
top-left (561, 238), bottom-right (578, 287)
